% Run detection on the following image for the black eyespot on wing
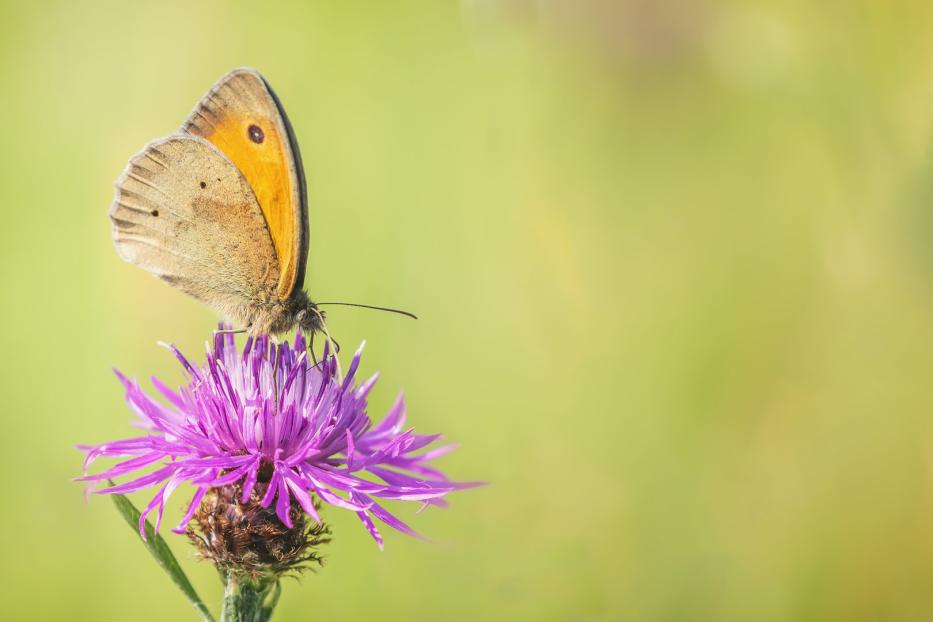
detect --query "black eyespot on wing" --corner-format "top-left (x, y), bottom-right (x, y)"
top-left (248, 124), bottom-right (265, 144)
top-left (200, 181), bottom-right (207, 189)
top-left (151, 210), bottom-right (159, 217)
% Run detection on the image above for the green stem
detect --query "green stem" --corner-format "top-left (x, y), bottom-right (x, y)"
top-left (262, 582), bottom-right (282, 621)
top-left (221, 574), bottom-right (278, 622)
top-left (109, 489), bottom-right (216, 622)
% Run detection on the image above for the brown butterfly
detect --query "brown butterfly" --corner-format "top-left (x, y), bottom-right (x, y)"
top-left (109, 68), bottom-right (412, 339)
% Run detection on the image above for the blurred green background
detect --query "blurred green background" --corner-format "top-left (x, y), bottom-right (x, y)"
top-left (4, 0), bottom-right (933, 620)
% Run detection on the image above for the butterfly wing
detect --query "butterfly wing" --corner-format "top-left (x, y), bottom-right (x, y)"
top-left (110, 134), bottom-right (280, 323)
top-left (181, 67), bottom-right (308, 302)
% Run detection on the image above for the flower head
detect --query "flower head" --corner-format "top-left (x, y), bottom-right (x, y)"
top-left (186, 480), bottom-right (332, 578)
top-left (80, 330), bottom-right (471, 550)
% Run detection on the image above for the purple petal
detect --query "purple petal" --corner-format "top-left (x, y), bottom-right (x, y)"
top-left (261, 471), bottom-right (280, 508)
top-left (275, 475), bottom-right (292, 528)
top-left (354, 506), bottom-right (384, 549)
top-left (370, 393), bottom-right (406, 436)
top-left (172, 486), bottom-right (208, 534)
top-left (240, 460), bottom-right (260, 504)
top-left (359, 493), bottom-right (425, 540)
top-left (94, 464), bottom-right (178, 495)
top-left (284, 469), bottom-right (320, 523)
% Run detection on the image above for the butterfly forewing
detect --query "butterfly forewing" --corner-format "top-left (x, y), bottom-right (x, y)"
top-left (181, 68), bottom-right (308, 302)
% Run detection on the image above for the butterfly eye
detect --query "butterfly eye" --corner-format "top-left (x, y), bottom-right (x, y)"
top-left (248, 124), bottom-right (265, 144)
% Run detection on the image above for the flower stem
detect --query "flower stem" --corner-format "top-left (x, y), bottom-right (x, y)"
top-left (109, 489), bottom-right (216, 622)
top-left (262, 581), bottom-right (281, 620)
top-left (221, 574), bottom-right (278, 622)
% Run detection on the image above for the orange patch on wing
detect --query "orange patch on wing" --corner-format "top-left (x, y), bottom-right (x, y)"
top-left (192, 111), bottom-right (298, 301)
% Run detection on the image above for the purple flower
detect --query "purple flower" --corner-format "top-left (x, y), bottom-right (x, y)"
top-left (80, 330), bottom-right (473, 549)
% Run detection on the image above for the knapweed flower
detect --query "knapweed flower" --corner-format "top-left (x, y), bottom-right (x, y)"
top-left (80, 330), bottom-right (470, 561)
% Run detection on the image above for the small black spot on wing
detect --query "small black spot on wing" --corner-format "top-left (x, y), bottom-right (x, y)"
top-left (150, 210), bottom-right (159, 217)
top-left (200, 181), bottom-right (207, 189)
top-left (248, 124), bottom-right (265, 144)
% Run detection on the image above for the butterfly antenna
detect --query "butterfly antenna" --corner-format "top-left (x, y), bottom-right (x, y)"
top-left (315, 302), bottom-right (418, 320)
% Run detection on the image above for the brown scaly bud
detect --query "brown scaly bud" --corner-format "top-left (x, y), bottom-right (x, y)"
top-left (186, 479), bottom-right (331, 581)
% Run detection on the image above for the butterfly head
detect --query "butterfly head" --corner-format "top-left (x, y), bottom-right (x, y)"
top-left (289, 291), bottom-right (325, 335)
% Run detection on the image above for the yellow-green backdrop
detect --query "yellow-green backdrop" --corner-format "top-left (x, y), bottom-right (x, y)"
top-left (4, 1), bottom-right (933, 620)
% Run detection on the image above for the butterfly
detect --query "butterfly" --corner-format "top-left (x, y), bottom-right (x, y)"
top-left (110, 68), bottom-right (361, 339)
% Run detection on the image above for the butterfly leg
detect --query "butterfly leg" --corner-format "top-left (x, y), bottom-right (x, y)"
top-left (307, 332), bottom-right (321, 369)
top-left (213, 327), bottom-right (247, 335)
top-left (309, 307), bottom-right (343, 380)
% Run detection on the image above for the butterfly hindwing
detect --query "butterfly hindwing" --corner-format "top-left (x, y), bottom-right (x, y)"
top-left (181, 68), bottom-right (308, 302)
top-left (110, 135), bottom-right (280, 323)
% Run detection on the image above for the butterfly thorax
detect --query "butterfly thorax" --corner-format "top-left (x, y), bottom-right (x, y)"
top-left (246, 289), bottom-right (323, 337)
